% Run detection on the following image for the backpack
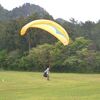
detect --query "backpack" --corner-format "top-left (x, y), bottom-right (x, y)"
top-left (43, 72), bottom-right (47, 77)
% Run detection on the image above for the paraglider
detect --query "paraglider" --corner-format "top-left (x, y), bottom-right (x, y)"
top-left (20, 19), bottom-right (70, 80)
top-left (20, 19), bottom-right (69, 45)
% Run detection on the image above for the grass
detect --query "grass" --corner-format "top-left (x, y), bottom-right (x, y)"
top-left (0, 71), bottom-right (100, 100)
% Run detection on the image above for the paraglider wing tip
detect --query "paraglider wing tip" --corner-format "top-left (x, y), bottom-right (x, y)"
top-left (20, 32), bottom-right (24, 36)
top-left (20, 28), bottom-right (26, 36)
top-left (63, 42), bottom-right (69, 46)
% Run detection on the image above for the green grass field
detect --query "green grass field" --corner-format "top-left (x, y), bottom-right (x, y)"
top-left (0, 71), bottom-right (100, 100)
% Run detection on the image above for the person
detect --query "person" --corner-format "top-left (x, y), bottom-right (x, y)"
top-left (43, 66), bottom-right (50, 80)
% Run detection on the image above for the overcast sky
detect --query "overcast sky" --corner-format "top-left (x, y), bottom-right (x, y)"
top-left (0, 0), bottom-right (100, 22)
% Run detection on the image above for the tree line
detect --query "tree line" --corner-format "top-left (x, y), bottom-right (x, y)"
top-left (0, 3), bottom-right (100, 73)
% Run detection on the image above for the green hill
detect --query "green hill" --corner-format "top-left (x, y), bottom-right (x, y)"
top-left (0, 3), bottom-right (52, 21)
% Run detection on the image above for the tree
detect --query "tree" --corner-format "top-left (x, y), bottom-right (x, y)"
top-left (26, 43), bottom-right (53, 70)
top-left (62, 37), bottom-right (94, 72)
top-left (0, 50), bottom-right (7, 70)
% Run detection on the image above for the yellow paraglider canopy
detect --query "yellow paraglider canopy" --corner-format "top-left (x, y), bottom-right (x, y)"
top-left (20, 19), bottom-right (69, 45)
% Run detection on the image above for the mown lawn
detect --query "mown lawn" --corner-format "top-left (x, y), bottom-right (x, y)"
top-left (0, 71), bottom-right (100, 100)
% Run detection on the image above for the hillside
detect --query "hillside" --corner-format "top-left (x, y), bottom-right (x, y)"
top-left (0, 4), bottom-right (9, 20)
top-left (0, 3), bottom-right (52, 20)
top-left (0, 3), bottom-right (100, 73)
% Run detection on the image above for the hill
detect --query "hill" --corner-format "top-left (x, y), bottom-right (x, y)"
top-left (0, 3), bottom-right (52, 21)
top-left (0, 4), bottom-right (9, 20)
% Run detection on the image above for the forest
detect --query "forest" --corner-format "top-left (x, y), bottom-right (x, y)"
top-left (0, 3), bottom-right (100, 73)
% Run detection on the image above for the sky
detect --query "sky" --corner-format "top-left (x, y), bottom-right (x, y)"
top-left (0, 0), bottom-right (100, 22)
